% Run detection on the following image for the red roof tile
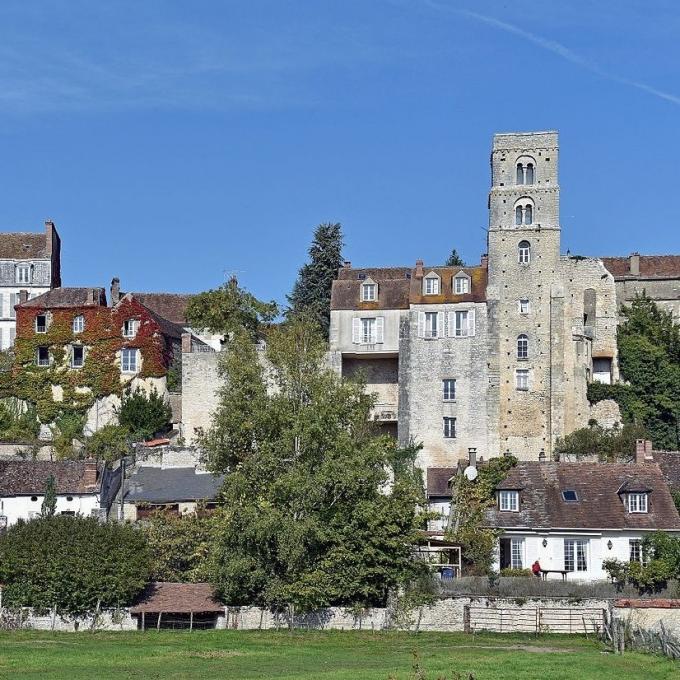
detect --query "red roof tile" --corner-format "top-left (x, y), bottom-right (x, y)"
top-left (602, 255), bottom-right (680, 279)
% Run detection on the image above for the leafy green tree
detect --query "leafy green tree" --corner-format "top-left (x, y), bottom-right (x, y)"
top-left (200, 316), bottom-right (428, 611)
top-left (444, 249), bottom-right (465, 267)
top-left (50, 411), bottom-right (86, 460)
top-left (86, 424), bottom-right (131, 462)
top-left (287, 222), bottom-right (343, 338)
top-left (554, 422), bottom-right (646, 461)
top-left (186, 276), bottom-right (278, 338)
top-left (0, 516), bottom-right (150, 618)
top-left (117, 388), bottom-right (171, 442)
top-left (588, 294), bottom-right (680, 449)
top-left (40, 475), bottom-right (57, 518)
top-left (144, 510), bottom-right (223, 582)
top-left (0, 400), bottom-right (39, 441)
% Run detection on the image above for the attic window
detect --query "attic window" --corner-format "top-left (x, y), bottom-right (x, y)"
top-left (123, 319), bottom-right (139, 338)
top-left (562, 490), bottom-right (578, 502)
top-left (627, 492), bottom-right (648, 513)
top-left (454, 275), bottom-right (470, 294)
top-left (361, 282), bottom-right (377, 302)
top-left (499, 490), bottom-right (519, 512)
top-left (424, 276), bottom-right (440, 295)
top-left (357, 273), bottom-right (367, 280)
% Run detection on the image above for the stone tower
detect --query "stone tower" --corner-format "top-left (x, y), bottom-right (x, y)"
top-left (486, 131), bottom-right (562, 459)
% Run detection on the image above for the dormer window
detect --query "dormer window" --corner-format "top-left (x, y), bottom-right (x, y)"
top-left (424, 275), bottom-right (440, 295)
top-left (562, 490), bottom-right (578, 502)
top-left (361, 281), bottom-right (377, 302)
top-left (499, 490), bottom-right (519, 512)
top-left (72, 315), bottom-right (85, 333)
top-left (453, 274), bottom-right (470, 294)
top-left (123, 319), bottom-right (139, 339)
top-left (35, 314), bottom-right (47, 333)
top-left (627, 492), bottom-right (648, 513)
top-left (16, 264), bottom-right (32, 284)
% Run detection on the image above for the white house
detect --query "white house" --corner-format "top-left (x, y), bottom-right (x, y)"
top-left (483, 443), bottom-right (680, 581)
top-left (0, 460), bottom-right (120, 528)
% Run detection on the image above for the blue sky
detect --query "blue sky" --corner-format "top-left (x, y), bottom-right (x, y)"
top-left (0, 1), bottom-right (678, 305)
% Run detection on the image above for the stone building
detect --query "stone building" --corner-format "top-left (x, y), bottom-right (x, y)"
top-left (330, 131), bottom-right (621, 469)
top-left (0, 221), bottom-right (60, 350)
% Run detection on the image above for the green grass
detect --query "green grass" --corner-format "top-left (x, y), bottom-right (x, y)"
top-left (0, 629), bottom-right (677, 679)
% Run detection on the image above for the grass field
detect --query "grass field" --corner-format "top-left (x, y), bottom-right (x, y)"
top-left (0, 629), bottom-right (678, 679)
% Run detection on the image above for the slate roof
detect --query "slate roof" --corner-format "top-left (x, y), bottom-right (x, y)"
top-left (130, 582), bottom-right (223, 614)
top-left (601, 255), bottom-right (680, 279)
top-left (652, 450), bottom-right (680, 494)
top-left (484, 461), bottom-right (680, 531)
top-left (332, 268), bottom-right (411, 310)
top-left (0, 232), bottom-right (49, 259)
top-left (17, 287), bottom-right (107, 308)
top-left (427, 467), bottom-right (457, 497)
top-left (124, 466), bottom-right (224, 504)
top-left (132, 293), bottom-right (192, 325)
top-left (0, 460), bottom-right (100, 495)
top-left (140, 304), bottom-right (185, 340)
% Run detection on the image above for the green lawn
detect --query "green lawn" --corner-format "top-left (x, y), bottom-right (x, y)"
top-left (0, 629), bottom-right (677, 679)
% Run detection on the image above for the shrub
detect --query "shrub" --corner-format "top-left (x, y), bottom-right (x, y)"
top-left (499, 568), bottom-right (532, 577)
top-left (0, 399), bottom-right (40, 442)
top-left (0, 515), bottom-right (150, 618)
top-left (117, 388), bottom-right (171, 441)
top-left (86, 424), bottom-right (131, 462)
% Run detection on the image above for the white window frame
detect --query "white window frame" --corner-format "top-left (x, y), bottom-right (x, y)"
top-left (35, 347), bottom-right (50, 367)
top-left (361, 282), bottom-right (377, 302)
top-left (499, 490), bottom-right (519, 512)
top-left (72, 315), bottom-right (85, 333)
top-left (442, 378), bottom-right (456, 401)
top-left (121, 348), bottom-right (139, 374)
top-left (361, 317), bottom-right (376, 344)
top-left (519, 298), bottom-right (530, 315)
top-left (510, 537), bottom-right (524, 569)
top-left (627, 493), bottom-right (648, 513)
top-left (564, 539), bottom-right (588, 572)
top-left (629, 539), bottom-right (647, 565)
top-left (16, 264), bottom-right (31, 284)
top-left (35, 314), bottom-right (47, 333)
top-left (447, 309), bottom-right (475, 338)
top-left (424, 312), bottom-right (438, 338)
top-left (515, 369), bottom-right (529, 391)
top-left (518, 241), bottom-right (531, 264)
top-left (424, 276), bottom-right (440, 295)
top-left (123, 319), bottom-right (139, 339)
top-left (443, 416), bottom-right (456, 439)
top-left (71, 345), bottom-right (85, 369)
top-left (517, 334), bottom-right (529, 360)
top-left (454, 276), bottom-right (469, 295)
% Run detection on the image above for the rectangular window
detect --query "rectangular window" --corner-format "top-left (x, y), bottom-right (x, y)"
top-left (425, 277), bottom-right (439, 295)
top-left (71, 345), bottom-right (84, 368)
top-left (499, 490), bottom-right (518, 512)
top-left (629, 539), bottom-right (647, 565)
top-left (9, 293), bottom-right (17, 319)
top-left (123, 319), bottom-right (138, 338)
top-left (454, 277), bottom-right (469, 294)
top-left (16, 265), bottom-right (31, 284)
top-left (72, 315), bottom-right (84, 333)
top-left (361, 317), bottom-right (376, 344)
top-left (443, 416), bottom-right (456, 439)
top-left (35, 314), bottom-right (47, 333)
top-left (443, 378), bottom-right (456, 401)
top-left (516, 369), bottom-right (529, 390)
top-left (627, 493), bottom-right (648, 513)
top-left (593, 357), bottom-right (613, 385)
top-left (362, 284), bottom-right (376, 301)
top-left (519, 299), bottom-right (530, 314)
top-left (510, 538), bottom-right (524, 569)
top-left (36, 347), bottom-right (50, 367)
top-left (425, 312), bottom-right (438, 338)
top-left (564, 539), bottom-right (588, 572)
top-left (454, 310), bottom-right (468, 337)
top-left (121, 348), bottom-right (138, 373)
top-left (9, 328), bottom-right (15, 347)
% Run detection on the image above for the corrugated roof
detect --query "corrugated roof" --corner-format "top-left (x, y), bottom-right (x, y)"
top-left (0, 460), bottom-right (100, 495)
top-left (485, 461), bottom-right (680, 531)
top-left (124, 466), bottom-right (224, 503)
top-left (0, 232), bottom-right (48, 259)
top-left (130, 582), bottom-right (223, 614)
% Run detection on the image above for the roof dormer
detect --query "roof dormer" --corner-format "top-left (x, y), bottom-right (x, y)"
top-left (360, 278), bottom-right (378, 302)
top-left (423, 271), bottom-right (440, 296)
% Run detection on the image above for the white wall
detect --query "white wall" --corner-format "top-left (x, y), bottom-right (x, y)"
top-left (0, 493), bottom-right (100, 527)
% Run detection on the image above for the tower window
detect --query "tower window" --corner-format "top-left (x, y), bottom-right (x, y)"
top-left (443, 416), bottom-right (456, 439)
top-left (515, 206), bottom-right (523, 226)
top-left (516, 157), bottom-right (536, 185)
top-left (443, 378), bottom-right (456, 401)
top-left (518, 241), bottom-right (531, 264)
top-left (519, 299), bottom-right (530, 314)
top-left (517, 334), bottom-right (528, 360)
top-left (524, 204), bottom-right (533, 224)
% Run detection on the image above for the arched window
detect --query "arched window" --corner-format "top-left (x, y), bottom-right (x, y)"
top-left (524, 204), bottom-right (533, 225)
top-left (525, 163), bottom-right (534, 184)
top-left (517, 334), bottom-right (528, 359)
top-left (516, 156), bottom-right (536, 185)
top-left (515, 206), bottom-right (523, 226)
top-left (518, 240), bottom-right (531, 264)
top-left (516, 164), bottom-right (524, 184)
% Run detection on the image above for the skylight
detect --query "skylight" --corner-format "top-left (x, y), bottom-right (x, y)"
top-left (562, 490), bottom-right (578, 502)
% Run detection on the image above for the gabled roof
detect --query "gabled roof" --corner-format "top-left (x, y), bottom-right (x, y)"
top-left (17, 287), bottom-right (107, 308)
top-left (484, 461), bottom-right (680, 531)
top-left (0, 460), bottom-right (100, 496)
top-left (652, 450), bottom-right (680, 494)
top-left (131, 293), bottom-right (192, 325)
top-left (124, 466), bottom-right (224, 504)
top-left (427, 467), bottom-right (457, 497)
top-left (331, 267), bottom-right (411, 310)
top-left (0, 232), bottom-right (49, 259)
top-left (601, 255), bottom-right (680, 279)
top-left (130, 582), bottom-right (223, 614)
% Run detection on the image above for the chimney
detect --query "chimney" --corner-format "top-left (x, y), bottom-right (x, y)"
top-left (629, 252), bottom-right (640, 277)
top-left (89, 288), bottom-right (99, 305)
top-left (635, 439), bottom-right (654, 464)
top-left (44, 220), bottom-right (55, 256)
top-left (480, 253), bottom-right (488, 268)
top-left (468, 447), bottom-right (477, 468)
top-left (342, 261), bottom-right (352, 269)
top-left (110, 277), bottom-right (120, 306)
top-left (415, 259), bottom-right (424, 278)
top-left (18, 289), bottom-right (28, 305)
top-left (83, 460), bottom-right (98, 488)
top-left (181, 332), bottom-right (193, 354)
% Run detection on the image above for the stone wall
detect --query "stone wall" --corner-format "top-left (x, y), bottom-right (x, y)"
top-left (613, 600), bottom-right (680, 636)
top-left (181, 350), bottom-right (221, 445)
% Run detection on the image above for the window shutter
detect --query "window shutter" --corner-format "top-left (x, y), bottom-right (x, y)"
top-left (467, 309), bottom-right (476, 337)
top-left (417, 312), bottom-right (425, 338)
top-left (447, 311), bottom-right (455, 338)
top-left (376, 316), bottom-right (384, 343)
top-left (352, 318), bottom-right (361, 344)
top-left (437, 312), bottom-right (444, 338)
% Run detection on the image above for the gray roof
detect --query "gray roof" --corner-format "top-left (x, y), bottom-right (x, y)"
top-left (124, 466), bottom-right (224, 504)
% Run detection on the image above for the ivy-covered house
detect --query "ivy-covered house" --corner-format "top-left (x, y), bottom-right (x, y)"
top-left (9, 286), bottom-right (186, 435)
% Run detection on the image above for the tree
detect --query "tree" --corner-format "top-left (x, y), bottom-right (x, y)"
top-left (186, 276), bottom-right (278, 339)
top-left (444, 249), bottom-right (465, 267)
top-left (287, 222), bottom-right (343, 338)
top-left (86, 424), bottom-right (131, 462)
top-left (40, 475), bottom-right (57, 518)
top-left (117, 388), bottom-right (171, 442)
top-left (200, 316), bottom-right (428, 611)
top-left (554, 422), bottom-right (647, 461)
top-left (0, 516), bottom-right (150, 618)
top-left (588, 294), bottom-right (680, 449)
